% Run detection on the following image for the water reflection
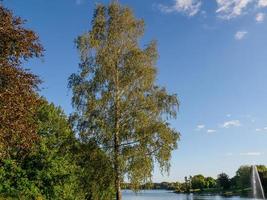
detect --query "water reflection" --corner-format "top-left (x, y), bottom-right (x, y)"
top-left (122, 190), bottom-right (259, 200)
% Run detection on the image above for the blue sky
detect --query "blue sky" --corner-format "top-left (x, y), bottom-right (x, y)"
top-left (4, 0), bottom-right (267, 182)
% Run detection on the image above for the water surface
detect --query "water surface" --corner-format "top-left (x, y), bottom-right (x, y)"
top-left (123, 190), bottom-right (258, 200)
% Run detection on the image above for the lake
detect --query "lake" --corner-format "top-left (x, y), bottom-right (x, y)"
top-left (122, 190), bottom-right (258, 200)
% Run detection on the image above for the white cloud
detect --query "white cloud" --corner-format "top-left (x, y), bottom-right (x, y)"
top-left (196, 124), bottom-right (205, 130)
top-left (157, 0), bottom-right (266, 24)
top-left (256, 12), bottom-right (265, 22)
top-left (222, 120), bottom-right (241, 128)
top-left (255, 127), bottom-right (267, 132)
top-left (207, 129), bottom-right (217, 133)
top-left (240, 152), bottom-right (263, 156)
top-left (158, 0), bottom-right (202, 16)
top-left (235, 31), bottom-right (248, 40)
top-left (258, 0), bottom-right (267, 7)
top-left (216, 0), bottom-right (253, 19)
top-left (225, 152), bottom-right (263, 156)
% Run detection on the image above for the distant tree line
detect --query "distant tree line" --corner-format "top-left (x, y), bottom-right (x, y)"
top-left (122, 165), bottom-right (267, 197)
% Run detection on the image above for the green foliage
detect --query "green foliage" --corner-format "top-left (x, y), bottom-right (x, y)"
top-left (0, 100), bottom-right (83, 199)
top-left (69, 2), bottom-right (179, 196)
top-left (191, 175), bottom-right (206, 190)
top-left (28, 100), bottom-right (82, 199)
top-left (0, 159), bottom-right (42, 199)
top-left (257, 165), bottom-right (267, 173)
top-left (217, 173), bottom-right (231, 190)
top-left (235, 165), bottom-right (251, 189)
top-left (205, 177), bottom-right (217, 188)
top-left (73, 141), bottom-right (115, 200)
top-left (174, 182), bottom-right (188, 193)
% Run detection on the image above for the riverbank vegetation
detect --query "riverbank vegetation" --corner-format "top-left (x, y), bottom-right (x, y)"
top-left (0, 2), bottom-right (179, 200)
top-left (122, 165), bottom-right (267, 197)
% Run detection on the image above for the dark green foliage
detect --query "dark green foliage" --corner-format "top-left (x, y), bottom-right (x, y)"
top-left (0, 159), bottom-right (41, 199)
top-left (235, 166), bottom-right (251, 189)
top-left (217, 173), bottom-right (231, 190)
top-left (0, 100), bottom-right (83, 199)
top-left (73, 141), bottom-right (115, 200)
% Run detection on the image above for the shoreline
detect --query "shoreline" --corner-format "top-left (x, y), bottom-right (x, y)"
top-left (173, 188), bottom-right (252, 198)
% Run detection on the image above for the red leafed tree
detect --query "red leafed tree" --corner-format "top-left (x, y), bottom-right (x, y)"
top-left (0, 4), bottom-right (44, 158)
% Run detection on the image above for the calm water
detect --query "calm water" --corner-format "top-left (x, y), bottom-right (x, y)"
top-left (122, 190), bottom-right (258, 200)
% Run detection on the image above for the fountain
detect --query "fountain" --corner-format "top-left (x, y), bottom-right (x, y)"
top-left (251, 165), bottom-right (265, 199)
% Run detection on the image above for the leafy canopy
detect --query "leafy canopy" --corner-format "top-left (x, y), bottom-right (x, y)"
top-left (0, 100), bottom-right (82, 199)
top-left (0, 5), bottom-right (43, 158)
top-left (69, 1), bottom-right (180, 191)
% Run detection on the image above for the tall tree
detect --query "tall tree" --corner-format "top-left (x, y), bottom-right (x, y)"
top-left (0, 4), bottom-right (43, 158)
top-left (217, 173), bottom-right (231, 190)
top-left (69, 2), bottom-right (180, 199)
top-left (235, 165), bottom-right (251, 189)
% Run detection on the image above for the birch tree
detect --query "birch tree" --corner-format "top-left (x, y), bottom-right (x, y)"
top-left (69, 2), bottom-right (180, 199)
